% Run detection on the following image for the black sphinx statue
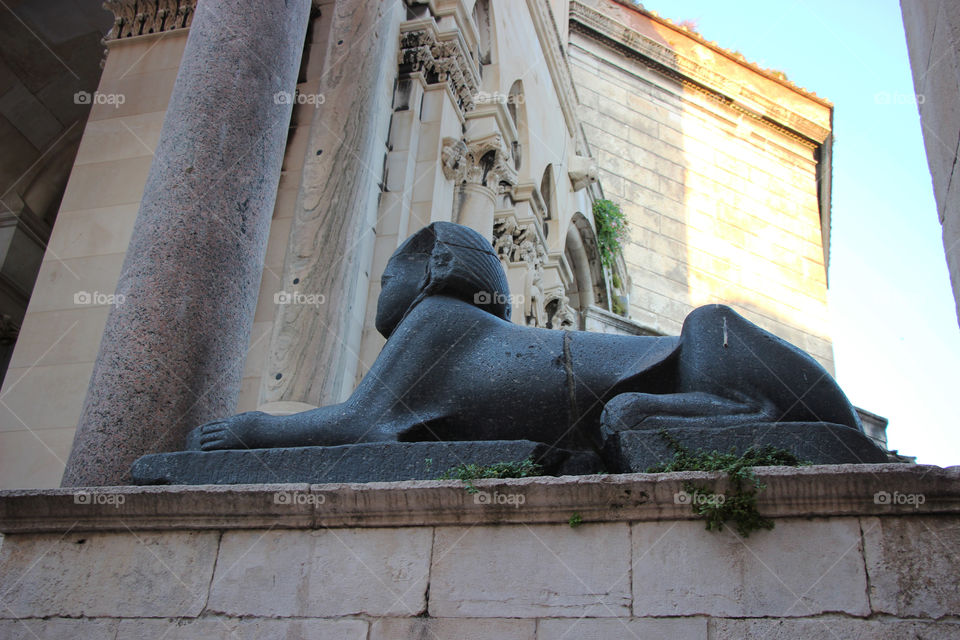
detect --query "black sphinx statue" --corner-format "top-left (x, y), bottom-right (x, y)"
top-left (132, 222), bottom-right (887, 485)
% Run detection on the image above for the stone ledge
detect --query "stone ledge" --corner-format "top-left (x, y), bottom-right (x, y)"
top-left (1, 464), bottom-right (957, 533)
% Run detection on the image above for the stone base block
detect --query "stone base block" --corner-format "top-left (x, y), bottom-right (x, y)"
top-left (131, 440), bottom-right (603, 485)
top-left (605, 422), bottom-right (890, 472)
top-left (2, 466), bottom-right (959, 637)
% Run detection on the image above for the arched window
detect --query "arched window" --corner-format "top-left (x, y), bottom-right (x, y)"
top-left (540, 164), bottom-right (555, 238)
top-left (508, 80), bottom-right (525, 171)
top-left (472, 0), bottom-right (491, 65)
top-left (564, 212), bottom-right (608, 313)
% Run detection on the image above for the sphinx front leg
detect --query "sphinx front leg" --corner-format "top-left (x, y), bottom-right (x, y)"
top-left (192, 403), bottom-right (384, 450)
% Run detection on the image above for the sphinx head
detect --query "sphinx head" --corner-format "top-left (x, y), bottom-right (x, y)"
top-left (375, 222), bottom-right (512, 338)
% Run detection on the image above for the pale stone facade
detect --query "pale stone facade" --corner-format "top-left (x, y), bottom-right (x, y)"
top-left (0, 0), bottom-right (841, 488)
top-left (570, 0), bottom-right (836, 368)
top-left (1, 465), bottom-right (958, 637)
top-left (901, 0), bottom-right (960, 326)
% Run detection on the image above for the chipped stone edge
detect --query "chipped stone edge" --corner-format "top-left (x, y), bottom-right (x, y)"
top-left (0, 464), bottom-right (957, 533)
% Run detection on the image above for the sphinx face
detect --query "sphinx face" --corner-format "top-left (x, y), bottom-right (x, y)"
top-left (375, 251), bottom-right (428, 338)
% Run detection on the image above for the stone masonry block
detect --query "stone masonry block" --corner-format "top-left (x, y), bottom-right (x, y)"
top-left (713, 616), bottom-right (960, 639)
top-left (632, 519), bottom-right (870, 617)
top-left (0, 531), bottom-right (219, 618)
top-left (115, 617), bottom-right (368, 640)
top-left (430, 523), bottom-right (631, 618)
top-left (862, 515), bottom-right (960, 618)
top-left (0, 618), bottom-right (119, 640)
top-left (208, 528), bottom-right (432, 617)
top-left (537, 617), bottom-right (707, 640)
top-left (370, 618), bottom-right (536, 640)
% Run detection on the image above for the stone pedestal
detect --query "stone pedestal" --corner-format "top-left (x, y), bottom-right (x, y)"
top-left (130, 440), bottom-right (603, 485)
top-left (604, 422), bottom-right (891, 472)
top-left (61, 0), bottom-right (312, 486)
top-left (1, 465), bottom-right (958, 638)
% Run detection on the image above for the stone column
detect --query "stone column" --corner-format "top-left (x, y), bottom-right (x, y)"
top-left (61, 0), bottom-right (312, 486)
top-left (259, 0), bottom-right (401, 410)
top-left (455, 182), bottom-right (497, 239)
top-left (442, 134), bottom-right (516, 241)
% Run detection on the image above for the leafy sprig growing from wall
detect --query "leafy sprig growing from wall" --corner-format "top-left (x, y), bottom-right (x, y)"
top-left (592, 199), bottom-right (628, 270)
top-left (646, 430), bottom-right (808, 537)
top-left (439, 459), bottom-right (542, 494)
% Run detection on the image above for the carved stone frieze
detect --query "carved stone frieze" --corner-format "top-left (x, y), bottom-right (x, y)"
top-left (493, 217), bottom-right (557, 328)
top-left (399, 25), bottom-right (479, 113)
top-left (103, 0), bottom-right (196, 40)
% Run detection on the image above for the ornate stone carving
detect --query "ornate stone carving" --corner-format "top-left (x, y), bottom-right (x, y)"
top-left (493, 217), bottom-right (550, 327)
top-left (399, 26), bottom-right (479, 113)
top-left (442, 136), bottom-right (517, 189)
top-left (103, 0), bottom-right (196, 40)
top-left (568, 154), bottom-right (598, 191)
top-left (546, 295), bottom-right (577, 330)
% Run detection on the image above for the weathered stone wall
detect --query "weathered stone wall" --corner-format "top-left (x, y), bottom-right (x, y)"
top-left (0, 33), bottom-right (189, 489)
top-left (1, 465), bottom-right (958, 638)
top-left (0, 13), bottom-right (327, 489)
top-left (901, 0), bottom-right (960, 327)
top-left (569, 0), bottom-right (836, 372)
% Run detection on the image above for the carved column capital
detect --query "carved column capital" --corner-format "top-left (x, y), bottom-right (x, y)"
top-left (441, 135), bottom-right (517, 189)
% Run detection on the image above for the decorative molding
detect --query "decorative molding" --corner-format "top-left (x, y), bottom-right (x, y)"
top-left (582, 305), bottom-right (661, 336)
top-left (569, 1), bottom-right (831, 144)
top-left (546, 294), bottom-right (577, 330)
top-left (526, 0), bottom-right (579, 138)
top-left (0, 464), bottom-right (956, 533)
top-left (441, 135), bottom-right (517, 188)
top-left (102, 0), bottom-right (196, 40)
top-left (568, 154), bottom-right (598, 191)
top-left (399, 19), bottom-right (480, 115)
top-left (494, 216), bottom-right (554, 327)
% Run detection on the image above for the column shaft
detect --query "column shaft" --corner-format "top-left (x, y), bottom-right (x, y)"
top-left (62, 0), bottom-right (312, 486)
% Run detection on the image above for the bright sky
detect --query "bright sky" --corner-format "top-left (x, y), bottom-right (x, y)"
top-left (640, 0), bottom-right (960, 466)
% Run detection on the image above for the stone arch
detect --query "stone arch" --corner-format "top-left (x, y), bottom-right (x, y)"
top-left (563, 212), bottom-right (608, 314)
top-left (507, 79), bottom-right (526, 173)
top-left (540, 163), bottom-right (556, 239)
top-left (472, 0), bottom-right (492, 65)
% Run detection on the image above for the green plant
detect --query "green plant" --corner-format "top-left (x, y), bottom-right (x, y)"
top-left (568, 512), bottom-right (583, 528)
top-left (592, 199), bottom-right (628, 270)
top-left (610, 272), bottom-right (622, 290)
top-left (610, 296), bottom-right (626, 316)
top-left (440, 459), bottom-right (543, 493)
top-left (646, 430), bottom-right (807, 537)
